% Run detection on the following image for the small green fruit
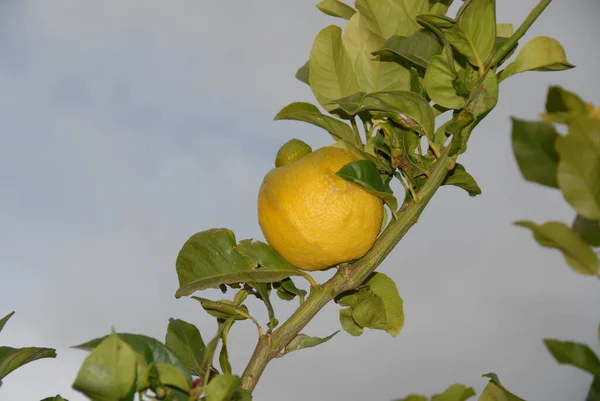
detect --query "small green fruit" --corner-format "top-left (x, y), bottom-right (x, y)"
top-left (275, 139), bottom-right (312, 167)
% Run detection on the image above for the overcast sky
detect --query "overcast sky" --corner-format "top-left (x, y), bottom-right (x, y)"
top-left (1, 1), bottom-right (599, 400)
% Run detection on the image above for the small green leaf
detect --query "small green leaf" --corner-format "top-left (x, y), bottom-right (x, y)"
top-left (511, 118), bottom-right (559, 188)
top-left (273, 278), bottom-right (307, 302)
top-left (572, 215), bottom-right (600, 247)
top-left (155, 364), bottom-right (191, 392)
top-left (280, 331), bottom-right (339, 356)
top-left (443, 164), bottom-right (481, 196)
top-left (496, 23), bottom-right (513, 37)
top-left (544, 339), bottom-right (600, 375)
top-left (556, 117), bottom-right (600, 220)
top-left (72, 332), bottom-right (139, 401)
top-left (309, 25), bottom-right (360, 111)
top-left (424, 55), bottom-right (465, 109)
top-left (339, 307), bottom-right (364, 336)
top-left (0, 311), bottom-right (15, 333)
top-left (543, 86), bottom-right (592, 124)
top-left (469, 69), bottom-right (498, 118)
top-left (480, 373), bottom-right (525, 401)
top-left (40, 396), bottom-right (69, 401)
top-left (218, 319), bottom-right (235, 376)
top-left (454, 0), bottom-right (496, 67)
top-left (393, 396), bottom-right (428, 401)
top-left (274, 102), bottom-right (358, 145)
top-left (373, 30), bottom-right (443, 69)
top-left (410, 67), bottom-right (426, 98)
top-left (429, 0), bottom-right (455, 16)
top-left (165, 318), bottom-right (206, 376)
top-left (431, 383), bottom-right (476, 401)
top-left (586, 375), bottom-right (600, 401)
top-left (204, 374), bottom-right (251, 401)
top-left (336, 159), bottom-right (398, 212)
top-left (499, 36), bottom-right (575, 82)
top-left (175, 229), bottom-right (306, 297)
top-left (0, 346), bottom-right (56, 380)
top-left (192, 297), bottom-right (250, 321)
top-left (316, 0), bottom-right (356, 20)
top-left (74, 333), bottom-right (190, 384)
top-left (514, 220), bottom-right (599, 276)
top-left (295, 61), bottom-right (309, 85)
top-left (355, 0), bottom-right (424, 39)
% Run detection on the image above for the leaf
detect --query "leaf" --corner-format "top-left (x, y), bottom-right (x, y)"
top-left (218, 319), bottom-right (235, 375)
top-left (274, 102), bottom-right (358, 145)
top-left (480, 373), bottom-right (525, 401)
top-left (72, 332), bottom-right (139, 401)
top-left (336, 159), bottom-right (398, 212)
top-left (514, 220), bottom-right (599, 276)
top-left (0, 311), bottom-right (14, 333)
top-left (204, 374), bottom-right (251, 401)
top-left (432, 383), bottom-right (476, 401)
top-left (424, 55), bottom-right (465, 109)
top-left (155, 364), bottom-right (191, 392)
top-left (74, 333), bottom-right (190, 383)
top-left (193, 297), bottom-right (250, 321)
top-left (556, 117), bottom-right (600, 219)
top-left (309, 25), bottom-right (360, 112)
top-left (175, 229), bottom-right (306, 297)
top-left (586, 375), bottom-right (600, 401)
top-left (496, 23), bottom-right (513, 37)
top-left (360, 91), bottom-right (435, 139)
top-left (40, 396), bottom-right (69, 401)
top-left (339, 308), bottom-right (363, 336)
top-left (373, 29), bottom-right (443, 69)
top-left (544, 339), bottom-right (600, 375)
top-left (469, 69), bottom-right (498, 118)
top-left (499, 36), bottom-right (575, 81)
top-left (429, 0), bottom-right (455, 15)
top-left (393, 396), bottom-right (428, 401)
top-left (355, 0), bottom-right (424, 39)
top-left (410, 67), bottom-right (426, 98)
top-left (273, 277), bottom-right (307, 302)
top-left (280, 331), bottom-right (339, 356)
top-left (0, 346), bottom-right (56, 380)
top-left (511, 118), bottom-right (559, 188)
top-left (454, 0), bottom-right (496, 66)
top-left (572, 215), bottom-right (600, 247)
top-left (316, 0), bottom-right (356, 20)
top-left (295, 61), bottom-right (309, 85)
top-left (543, 86), bottom-right (593, 124)
top-left (165, 318), bottom-right (206, 376)
top-left (443, 163), bottom-right (482, 196)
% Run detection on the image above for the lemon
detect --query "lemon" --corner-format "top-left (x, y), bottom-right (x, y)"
top-left (275, 139), bottom-right (312, 167)
top-left (258, 145), bottom-right (383, 271)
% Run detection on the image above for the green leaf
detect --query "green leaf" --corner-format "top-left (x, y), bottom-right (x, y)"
top-left (316, 0), bottom-right (356, 20)
top-left (544, 339), bottom-right (600, 375)
top-left (394, 396), bottom-right (428, 401)
top-left (339, 308), bottom-right (364, 336)
top-left (360, 91), bottom-right (435, 139)
top-left (218, 319), bottom-right (235, 375)
top-left (273, 277), bottom-right (307, 302)
top-left (295, 61), bottom-right (309, 85)
top-left (480, 373), bottom-right (525, 401)
top-left (0, 311), bottom-right (15, 334)
top-left (469, 69), bottom-right (498, 118)
top-left (74, 333), bottom-right (190, 384)
top-left (514, 220), bottom-right (599, 276)
top-left (424, 55), bottom-right (465, 109)
top-left (429, 0), bottom-right (455, 16)
top-left (572, 215), bottom-right (600, 247)
top-left (155, 364), bottom-right (191, 392)
top-left (336, 159), bottom-right (398, 212)
top-left (165, 318), bottom-right (206, 376)
top-left (72, 332), bottom-right (139, 401)
top-left (586, 375), bottom-right (600, 401)
top-left (355, 0), bottom-right (425, 39)
top-left (274, 102), bottom-right (358, 145)
top-left (342, 13), bottom-right (411, 94)
top-left (443, 163), bottom-right (482, 196)
top-left (0, 346), bottom-right (56, 380)
top-left (204, 374), bottom-right (251, 401)
top-left (511, 118), bottom-right (559, 188)
top-left (543, 86), bottom-right (593, 124)
top-left (454, 0), bottom-right (496, 67)
top-left (499, 36), bottom-right (575, 82)
top-left (40, 396), bottom-right (69, 401)
top-left (175, 229), bottom-right (306, 297)
top-left (193, 297), bottom-right (250, 321)
top-left (496, 23), bottom-right (513, 37)
top-left (410, 67), bottom-right (426, 98)
top-left (280, 331), bottom-right (339, 356)
top-left (309, 25), bottom-right (360, 112)
top-left (556, 117), bottom-right (600, 220)
top-left (373, 29), bottom-right (443, 69)
top-left (432, 383), bottom-right (476, 401)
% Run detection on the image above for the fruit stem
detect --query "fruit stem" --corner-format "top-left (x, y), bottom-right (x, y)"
top-left (350, 117), bottom-right (363, 147)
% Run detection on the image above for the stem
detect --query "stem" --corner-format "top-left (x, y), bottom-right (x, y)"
top-left (239, 0), bottom-right (553, 392)
top-left (350, 117), bottom-right (362, 147)
top-left (487, 0), bottom-right (552, 68)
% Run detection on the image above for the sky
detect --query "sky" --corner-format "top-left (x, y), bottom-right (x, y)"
top-left (1, 0), bottom-right (599, 400)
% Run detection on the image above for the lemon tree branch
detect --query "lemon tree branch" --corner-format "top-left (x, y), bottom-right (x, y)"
top-left (240, 0), bottom-right (553, 392)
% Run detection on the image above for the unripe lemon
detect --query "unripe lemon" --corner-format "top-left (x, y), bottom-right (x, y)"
top-left (275, 139), bottom-right (312, 167)
top-left (258, 145), bottom-right (383, 271)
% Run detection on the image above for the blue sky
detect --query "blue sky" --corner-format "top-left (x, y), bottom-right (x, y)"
top-left (1, 1), bottom-right (600, 400)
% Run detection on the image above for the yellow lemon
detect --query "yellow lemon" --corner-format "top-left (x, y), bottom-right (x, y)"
top-left (258, 145), bottom-right (383, 271)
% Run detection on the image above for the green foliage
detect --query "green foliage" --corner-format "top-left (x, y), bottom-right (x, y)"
top-left (543, 86), bottom-right (593, 124)
top-left (442, 163), bottom-right (481, 196)
top-left (543, 339), bottom-right (600, 375)
top-left (40, 396), bottom-right (69, 401)
top-left (316, 0), bottom-right (356, 20)
top-left (279, 331), bottom-right (340, 357)
top-left (165, 318), bottom-right (207, 376)
top-left (336, 159), bottom-right (399, 211)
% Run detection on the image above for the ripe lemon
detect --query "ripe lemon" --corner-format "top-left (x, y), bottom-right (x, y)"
top-left (257, 145), bottom-right (383, 271)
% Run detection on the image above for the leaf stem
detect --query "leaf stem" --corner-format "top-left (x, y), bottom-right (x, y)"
top-left (487, 0), bottom-right (553, 68)
top-left (350, 117), bottom-right (363, 146)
